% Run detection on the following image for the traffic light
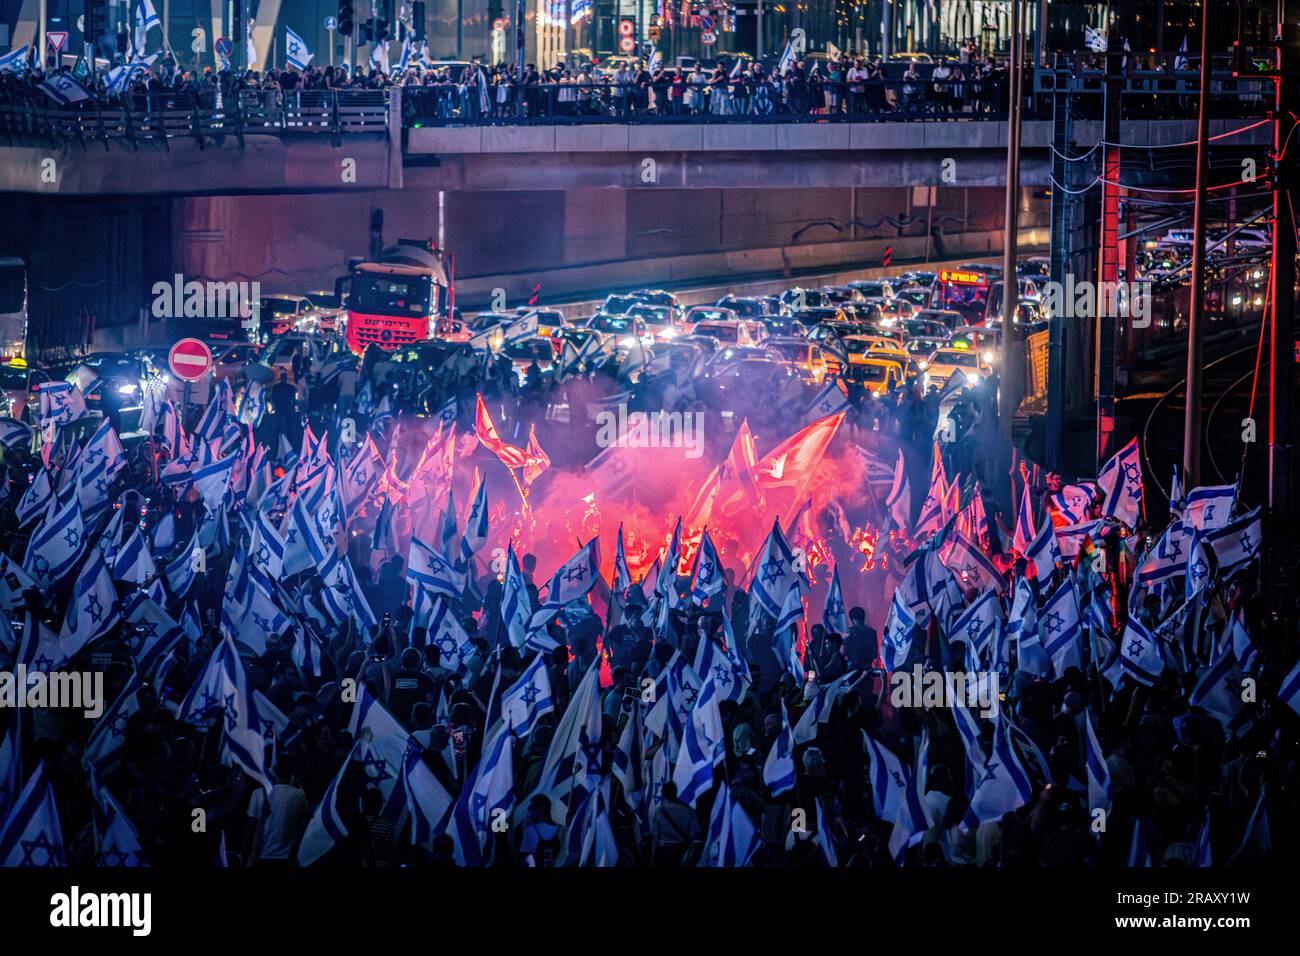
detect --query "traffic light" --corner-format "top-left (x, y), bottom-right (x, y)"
top-left (375, 17), bottom-right (389, 42)
top-left (116, 24), bottom-right (129, 55)
top-left (338, 0), bottom-right (354, 37)
top-left (411, 1), bottom-right (425, 42)
top-left (359, 18), bottom-right (373, 44)
top-left (83, 0), bottom-right (108, 42)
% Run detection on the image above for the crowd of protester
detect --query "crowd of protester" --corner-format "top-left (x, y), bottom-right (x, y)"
top-left (0, 300), bottom-right (1295, 870)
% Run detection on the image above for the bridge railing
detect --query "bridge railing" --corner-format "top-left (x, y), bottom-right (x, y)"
top-left (0, 89), bottom-right (389, 146)
top-left (400, 70), bottom-right (1269, 127)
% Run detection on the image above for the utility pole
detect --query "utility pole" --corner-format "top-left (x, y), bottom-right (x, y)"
top-left (1271, 17), bottom-right (1298, 513)
top-left (998, 0), bottom-right (1024, 454)
top-left (1182, 0), bottom-right (1213, 488)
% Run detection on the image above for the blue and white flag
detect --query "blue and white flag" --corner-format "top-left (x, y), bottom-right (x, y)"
top-left (111, 527), bottom-right (157, 587)
top-left (408, 536), bottom-right (463, 598)
top-left (690, 528), bottom-right (724, 605)
top-left (417, 595), bottom-right (473, 672)
top-left (1040, 578), bottom-right (1083, 676)
top-left (38, 74), bottom-right (92, 105)
top-left (962, 717), bottom-right (1035, 829)
top-left (777, 39), bottom-right (796, 75)
top-left (1129, 819), bottom-right (1155, 866)
top-left (1098, 437), bottom-right (1143, 528)
top-left (525, 661), bottom-right (603, 826)
top-left (672, 678), bottom-right (725, 807)
top-left (500, 543), bottom-right (533, 650)
top-left (133, 0), bottom-right (161, 57)
top-left (24, 494), bottom-right (86, 589)
top-left (1050, 482), bottom-right (1097, 525)
top-left (1279, 656), bottom-right (1300, 717)
top-left (318, 551), bottom-right (377, 633)
top-left (1084, 710), bottom-right (1110, 818)
top-left (38, 381), bottom-right (86, 425)
top-left (1174, 34), bottom-right (1189, 71)
top-left (1184, 483), bottom-right (1236, 531)
top-left (539, 539), bottom-right (600, 612)
top-left (863, 731), bottom-right (909, 824)
top-left (1138, 519), bottom-right (1189, 587)
top-left (0, 762), bottom-right (65, 866)
top-left (692, 618), bottom-right (750, 705)
top-left (1119, 616), bottom-right (1164, 687)
top-left (1185, 526), bottom-right (1213, 601)
top-left (496, 654), bottom-right (554, 739)
top-left (91, 776), bottom-right (148, 866)
top-left (15, 468), bottom-right (52, 527)
top-left (822, 563), bottom-right (848, 635)
top-left (1204, 506), bottom-right (1262, 574)
top-left (950, 587), bottom-right (1000, 663)
top-left (105, 51), bottom-right (158, 94)
top-left (192, 452), bottom-right (239, 513)
top-left (699, 781), bottom-right (759, 867)
top-left (749, 520), bottom-right (798, 619)
top-left (0, 45), bottom-right (30, 74)
top-left (1189, 639), bottom-right (1249, 734)
top-left (881, 589), bottom-right (917, 671)
top-left (647, 48), bottom-right (663, 73)
top-left (285, 26), bottom-right (314, 69)
top-left (83, 676), bottom-right (142, 773)
top-left (178, 637), bottom-right (271, 791)
top-left (941, 531), bottom-right (1005, 594)
top-left (762, 701), bottom-right (797, 796)
top-left (446, 722), bottom-right (515, 866)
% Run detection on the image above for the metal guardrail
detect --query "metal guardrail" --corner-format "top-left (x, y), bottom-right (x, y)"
top-left (399, 69), bottom-right (1272, 127)
top-left (0, 89), bottom-right (388, 147)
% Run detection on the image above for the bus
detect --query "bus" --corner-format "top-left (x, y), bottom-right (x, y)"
top-left (0, 256), bottom-right (29, 361)
top-left (930, 268), bottom-right (994, 326)
top-left (344, 240), bottom-right (455, 355)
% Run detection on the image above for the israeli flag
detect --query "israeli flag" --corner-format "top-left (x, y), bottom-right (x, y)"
top-left (1040, 578), bottom-right (1083, 676)
top-left (1174, 35), bottom-right (1189, 72)
top-left (179, 637), bottom-right (271, 791)
top-left (822, 563), bottom-right (848, 635)
top-left (1280, 656), bottom-right (1300, 717)
top-left (416, 594), bottom-right (473, 671)
top-left (1097, 437), bottom-right (1143, 529)
top-left (91, 777), bottom-right (148, 866)
top-left (0, 762), bottom-right (65, 866)
top-left (647, 48), bottom-right (662, 73)
top-left (500, 544), bottom-right (532, 649)
top-left (23, 493), bottom-right (85, 587)
top-left (15, 468), bottom-right (53, 527)
top-left (495, 654), bottom-right (554, 739)
top-left (369, 39), bottom-right (390, 70)
top-left (864, 731), bottom-right (909, 824)
top-left (962, 717), bottom-right (1035, 828)
top-left (1204, 506), bottom-right (1261, 573)
top-left (761, 701), bottom-right (797, 797)
top-left (1024, 515), bottom-right (1060, 580)
top-left (318, 552), bottom-right (377, 632)
top-left (672, 678), bottom-right (725, 807)
top-left (699, 781), bottom-right (759, 867)
top-left (1137, 519), bottom-right (1189, 588)
top-left (881, 590), bottom-right (917, 671)
top-left (1184, 483), bottom-right (1236, 531)
top-left (538, 539), bottom-right (600, 613)
top-left (447, 722), bottom-right (515, 866)
top-left (133, 0), bottom-right (161, 58)
top-left (286, 26), bottom-right (314, 70)
top-left (1119, 616), bottom-right (1164, 686)
top-left (777, 39), bottom-right (796, 75)
top-left (1185, 527), bottom-right (1214, 601)
top-left (693, 618), bottom-right (750, 705)
top-left (83, 676), bottom-right (142, 774)
top-left (0, 45), bottom-right (31, 75)
top-left (749, 520), bottom-right (798, 619)
top-left (1083, 24), bottom-right (1108, 53)
top-left (105, 52), bottom-right (157, 95)
top-left (690, 529), bottom-right (724, 605)
top-left (408, 536), bottom-right (463, 598)
top-left (1084, 710), bottom-right (1111, 819)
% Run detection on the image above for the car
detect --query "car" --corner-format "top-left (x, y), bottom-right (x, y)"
top-left (689, 318), bottom-right (765, 347)
top-left (587, 310), bottom-right (650, 348)
top-left (902, 317), bottom-right (950, 340)
top-left (678, 334), bottom-right (722, 359)
top-left (894, 287), bottom-right (931, 309)
top-left (684, 305), bottom-right (739, 328)
top-left (259, 294), bottom-right (316, 339)
top-left (820, 285), bottom-right (866, 304)
top-left (765, 337), bottom-right (837, 383)
top-left (874, 298), bottom-right (916, 326)
top-left (897, 270), bottom-right (937, 287)
top-left (646, 340), bottom-right (710, 378)
top-left (515, 307), bottom-right (568, 339)
top-left (922, 347), bottom-right (990, 392)
top-left (847, 278), bottom-right (896, 300)
top-left (601, 293), bottom-right (642, 316)
top-left (843, 357), bottom-right (907, 396)
top-left (779, 288), bottom-right (832, 310)
top-left (754, 295), bottom-right (788, 317)
top-left (715, 295), bottom-right (767, 320)
top-left (758, 313), bottom-right (800, 337)
top-left (211, 343), bottom-right (266, 383)
top-left (844, 335), bottom-right (909, 365)
top-left (912, 308), bottom-right (965, 332)
top-left (501, 338), bottom-right (559, 385)
top-left (627, 304), bottom-right (682, 341)
top-left (630, 289), bottom-right (680, 310)
top-left (0, 358), bottom-right (51, 423)
top-left (466, 312), bottom-right (518, 351)
top-left (949, 327), bottom-right (1002, 369)
top-left (706, 356), bottom-right (796, 397)
top-left (47, 351), bottom-right (164, 432)
top-left (905, 336), bottom-right (948, 368)
top-left (790, 307), bottom-right (848, 328)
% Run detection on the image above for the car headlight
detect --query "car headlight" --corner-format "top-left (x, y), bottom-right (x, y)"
top-left (917, 360), bottom-right (928, 370)
top-left (659, 327), bottom-right (678, 339)
top-left (982, 350), bottom-right (994, 364)
top-left (619, 336), bottom-right (638, 348)
top-left (117, 383), bottom-right (139, 395)
top-left (966, 372), bottom-right (982, 384)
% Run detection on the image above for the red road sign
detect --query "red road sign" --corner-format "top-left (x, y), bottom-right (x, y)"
top-left (46, 32), bottom-right (68, 53)
top-left (169, 338), bottom-right (213, 382)
top-left (618, 19), bottom-right (635, 36)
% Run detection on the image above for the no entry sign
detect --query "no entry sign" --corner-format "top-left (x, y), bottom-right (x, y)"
top-left (168, 338), bottom-right (213, 382)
